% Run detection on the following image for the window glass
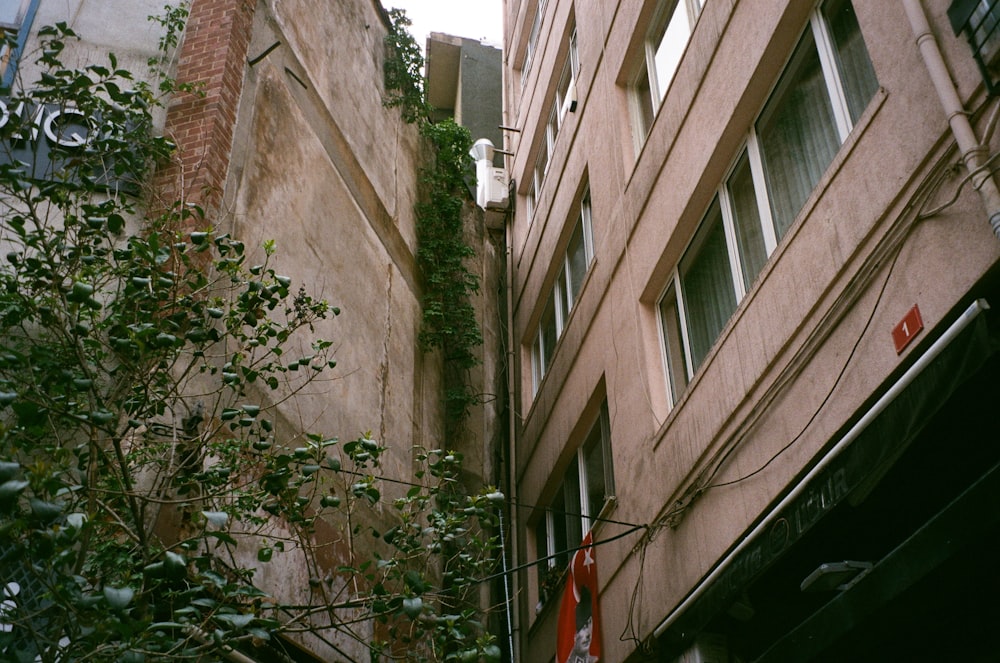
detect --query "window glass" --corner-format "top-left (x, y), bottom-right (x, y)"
top-left (557, 28), bottom-right (579, 121)
top-left (557, 265), bottom-right (570, 325)
top-left (582, 409), bottom-right (611, 528)
top-left (531, 188), bottom-right (595, 395)
top-left (533, 403), bottom-right (613, 606)
top-left (0, 0), bottom-right (33, 85)
top-left (527, 179), bottom-right (537, 220)
top-left (822, 0), bottom-right (878, 123)
top-left (566, 222), bottom-right (587, 306)
top-left (657, 0), bottom-right (876, 405)
top-left (652, 0), bottom-right (695, 103)
top-left (727, 152), bottom-right (768, 290)
top-left (550, 481), bottom-right (570, 570)
top-left (522, 0), bottom-right (545, 86)
top-left (0, 0), bottom-right (28, 27)
top-left (558, 454), bottom-right (582, 568)
top-left (970, 0), bottom-right (1000, 62)
top-left (634, 61), bottom-right (655, 139)
top-left (757, 30), bottom-right (840, 239)
top-left (535, 518), bottom-right (549, 569)
top-left (680, 200), bottom-right (738, 371)
top-left (535, 137), bottom-right (549, 182)
top-left (540, 291), bottom-right (557, 376)
top-left (634, 0), bottom-right (701, 145)
top-left (659, 282), bottom-right (689, 402)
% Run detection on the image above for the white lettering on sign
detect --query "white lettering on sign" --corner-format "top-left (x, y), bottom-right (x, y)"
top-left (0, 99), bottom-right (91, 148)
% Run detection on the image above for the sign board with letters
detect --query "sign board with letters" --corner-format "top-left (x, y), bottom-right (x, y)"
top-left (0, 98), bottom-right (136, 192)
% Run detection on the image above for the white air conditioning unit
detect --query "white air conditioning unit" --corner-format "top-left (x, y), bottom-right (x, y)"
top-left (469, 138), bottom-right (509, 211)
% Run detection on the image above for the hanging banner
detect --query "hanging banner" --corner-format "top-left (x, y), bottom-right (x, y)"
top-left (556, 530), bottom-right (602, 663)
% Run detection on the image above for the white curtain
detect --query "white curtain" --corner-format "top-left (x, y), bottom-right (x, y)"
top-left (681, 201), bottom-right (738, 370)
top-left (757, 31), bottom-right (839, 240)
top-left (728, 152), bottom-right (768, 290)
top-left (823, 0), bottom-right (878, 123)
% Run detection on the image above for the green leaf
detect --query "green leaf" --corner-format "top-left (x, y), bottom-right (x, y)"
top-left (202, 511), bottom-right (229, 528)
top-left (0, 480), bottom-right (29, 501)
top-left (0, 462), bottom-right (20, 482)
top-left (29, 498), bottom-right (63, 521)
top-left (207, 531), bottom-right (238, 545)
top-left (215, 613), bottom-right (254, 629)
top-left (402, 596), bottom-right (423, 619)
top-left (103, 585), bottom-right (135, 609)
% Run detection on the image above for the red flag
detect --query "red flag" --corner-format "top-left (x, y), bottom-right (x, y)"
top-left (556, 530), bottom-right (602, 663)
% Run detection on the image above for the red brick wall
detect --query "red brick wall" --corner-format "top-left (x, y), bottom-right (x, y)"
top-left (155, 0), bottom-right (255, 219)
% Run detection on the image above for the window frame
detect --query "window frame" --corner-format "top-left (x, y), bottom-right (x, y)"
top-left (520, 0), bottom-right (548, 88)
top-left (531, 188), bottom-right (595, 395)
top-left (555, 28), bottom-right (579, 122)
top-left (657, 0), bottom-right (875, 405)
top-left (631, 0), bottom-right (703, 147)
top-left (535, 402), bottom-right (614, 597)
top-left (0, 0), bottom-right (38, 88)
top-left (525, 23), bottom-right (578, 223)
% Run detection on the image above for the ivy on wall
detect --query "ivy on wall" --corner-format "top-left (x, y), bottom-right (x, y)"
top-left (384, 10), bottom-right (482, 437)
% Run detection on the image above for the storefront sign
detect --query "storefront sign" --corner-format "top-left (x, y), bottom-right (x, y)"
top-left (0, 99), bottom-right (132, 191)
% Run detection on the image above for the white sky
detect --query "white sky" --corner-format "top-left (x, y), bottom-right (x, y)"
top-left (384, 0), bottom-right (504, 50)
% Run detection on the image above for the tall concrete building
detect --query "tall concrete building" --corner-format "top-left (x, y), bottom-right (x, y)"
top-left (0, 0), bottom-right (502, 660)
top-left (502, 0), bottom-right (1000, 661)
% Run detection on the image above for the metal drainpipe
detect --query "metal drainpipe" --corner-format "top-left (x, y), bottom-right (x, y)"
top-left (903, 0), bottom-right (1000, 239)
top-left (503, 211), bottom-right (520, 663)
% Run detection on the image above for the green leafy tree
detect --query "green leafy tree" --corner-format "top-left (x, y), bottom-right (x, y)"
top-left (0, 8), bottom-right (500, 662)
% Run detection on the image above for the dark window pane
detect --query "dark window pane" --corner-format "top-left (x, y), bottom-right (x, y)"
top-left (727, 152), bottom-right (768, 289)
top-left (823, 0), bottom-right (878, 123)
top-left (681, 200), bottom-right (738, 370)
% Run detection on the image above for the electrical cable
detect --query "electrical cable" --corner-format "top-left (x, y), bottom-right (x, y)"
top-left (474, 522), bottom-right (647, 585)
top-left (917, 149), bottom-right (1000, 219)
top-left (618, 532), bottom-right (648, 649)
top-left (330, 463), bottom-right (642, 529)
top-left (704, 214), bottom-right (908, 491)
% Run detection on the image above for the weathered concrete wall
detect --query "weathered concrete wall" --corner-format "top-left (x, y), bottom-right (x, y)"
top-left (225, 0), bottom-right (433, 508)
top-left (25, 0), bottom-right (177, 80)
top-left (217, 0), bottom-right (503, 656)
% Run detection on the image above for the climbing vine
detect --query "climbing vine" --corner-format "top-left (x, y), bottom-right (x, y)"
top-left (383, 10), bottom-right (483, 437)
top-left (383, 8), bottom-right (431, 123)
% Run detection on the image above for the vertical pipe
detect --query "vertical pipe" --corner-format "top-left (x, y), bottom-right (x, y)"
top-left (903, 0), bottom-right (1000, 239)
top-left (498, 508), bottom-right (516, 662)
top-left (504, 212), bottom-right (520, 662)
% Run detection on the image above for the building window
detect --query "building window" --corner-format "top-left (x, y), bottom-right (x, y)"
top-left (632, 0), bottom-right (703, 144)
top-left (535, 402), bottom-right (613, 599)
top-left (521, 0), bottom-right (548, 87)
top-left (531, 189), bottom-right (594, 394)
top-left (0, 0), bottom-right (38, 88)
top-left (526, 24), bottom-right (579, 222)
top-left (555, 28), bottom-right (579, 122)
top-left (949, 0), bottom-right (1000, 93)
top-left (658, 0), bottom-right (876, 403)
